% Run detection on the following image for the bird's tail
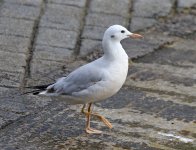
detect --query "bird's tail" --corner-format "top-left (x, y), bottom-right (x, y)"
top-left (23, 84), bottom-right (52, 95)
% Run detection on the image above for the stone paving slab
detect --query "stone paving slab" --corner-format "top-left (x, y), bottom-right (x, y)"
top-left (30, 59), bottom-right (66, 81)
top-left (178, 0), bottom-right (196, 8)
top-left (0, 34), bottom-right (30, 53)
top-left (3, 0), bottom-right (43, 6)
top-left (133, 0), bottom-right (174, 18)
top-left (33, 45), bottom-right (72, 62)
top-left (157, 14), bottom-right (196, 39)
top-left (0, 17), bottom-right (34, 37)
top-left (85, 13), bottom-right (128, 28)
top-left (0, 0), bottom-right (196, 149)
top-left (36, 28), bottom-right (78, 49)
top-left (130, 17), bottom-right (157, 31)
top-left (0, 2), bottom-right (41, 20)
top-left (41, 3), bottom-right (84, 31)
top-left (80, 39), bottom-right (102, 56)
top-left (0, 51), bottom-right (26, 72)
top-left (126, 63), bottom-right (196, 98)
top-left (0, 71), bottom-right (24, 87)
top-left (0, 87), bottom-right (52, 129)
top-left (89, 0), bottom-right (131, 17)
top-left (0, 87), bottom-right (195, 150)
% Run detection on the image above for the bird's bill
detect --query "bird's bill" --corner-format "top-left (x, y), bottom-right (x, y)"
top-left (129, 33), bottom-right (143, 39)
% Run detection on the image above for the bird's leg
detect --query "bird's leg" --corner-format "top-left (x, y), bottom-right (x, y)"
top-left (83, 103), bottom-right (102, 134)
top-left (81, 104), bottom-right (86, 114)
top-left (81, 103), bottom-right (112, 132)
top-left (91, 112), bottom-right (112, 129)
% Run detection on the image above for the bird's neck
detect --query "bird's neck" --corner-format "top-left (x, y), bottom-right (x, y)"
top-left (102, 39), bottom-right (128, 61)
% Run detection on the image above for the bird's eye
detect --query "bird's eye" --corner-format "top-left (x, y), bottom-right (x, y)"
top-left (121, 30), bottom-right (125, 33)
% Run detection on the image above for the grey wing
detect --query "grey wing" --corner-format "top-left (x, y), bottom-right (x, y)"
top-left (46, 64), bottom-right (103, 95)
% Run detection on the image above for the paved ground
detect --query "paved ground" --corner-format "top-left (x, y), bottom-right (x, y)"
top-left (0, 0), bottom-right (196, 149)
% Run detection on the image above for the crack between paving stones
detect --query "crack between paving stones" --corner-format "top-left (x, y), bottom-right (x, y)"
top-left (131, 1), bottom-right (178, 33)
top-left (128, 0), bottom-right (134, 30)
top-left (39, 25), bottom-right (80, 33)
top-left (35, 43), bottom-right (74, 51)
top-left (173, 0), bottom-right (178, 15)
top-left (91, 11), bottom-right (131, 18)
top-left (0, 33), bottom-right (30, 38)
top-left (2, 1), bottom-right (41, 8)
top-left (74, 0), bottom-right (90, 56)
top-left (0, 16), bottom-right (36, 21)
top-left (20, 1), bottom-right (46, 89)
top-left (156, 0), bottom-right (179, 23)
top-left (47, 1), bottom-right (85, 9)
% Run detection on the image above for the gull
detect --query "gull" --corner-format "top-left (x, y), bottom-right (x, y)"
top-left (29, 25), bottom-right (143, 134)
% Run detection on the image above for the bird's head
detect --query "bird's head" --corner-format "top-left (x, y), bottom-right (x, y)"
top-left (103, 25), bottom-right (143, 42)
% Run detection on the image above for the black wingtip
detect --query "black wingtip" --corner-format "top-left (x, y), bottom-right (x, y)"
top-left (32, 91), bottom-right (41, 95)
top-left (25, 84), bottom-right (52, 90)
top-left (21, 89), bottom-right (41, 95)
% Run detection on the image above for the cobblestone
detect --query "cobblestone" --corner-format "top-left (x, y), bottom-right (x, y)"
top-left (85, 13), bottom-right (127, 28)
top-left (0, 3), bottom-right (41, 20)
top-left (0, 17), bottom-right (34, 37)
top-left (41, 3), bottom-right (84, 31)
top-left (0, 71), bottom-right (24, 87)
top-left (0, 34), bottom-right (30, 53)
top-left (133, 0), bottom-right (174, 18)
top-left (130, 17), bottom-right (157, 31)
top-left (33, 45), bottom-right (72, 62)
top-left (4, 0), bottom-right (43, 6)
top-left (0, 0), bottom-right (196, 149)
top-left (0, 51), bottom-right (26, 72)
top-left (80, 39), bottom-right (102, 56)
top-left (89, 0), bottom-right (131, 17)
top-left (36, 28), bottom-right (78, 49)
top-left (178, 0), bottom-right (196, 8)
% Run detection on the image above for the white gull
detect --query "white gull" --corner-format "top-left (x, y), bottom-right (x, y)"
top-left (32, 25), bottom-right (143, 134)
